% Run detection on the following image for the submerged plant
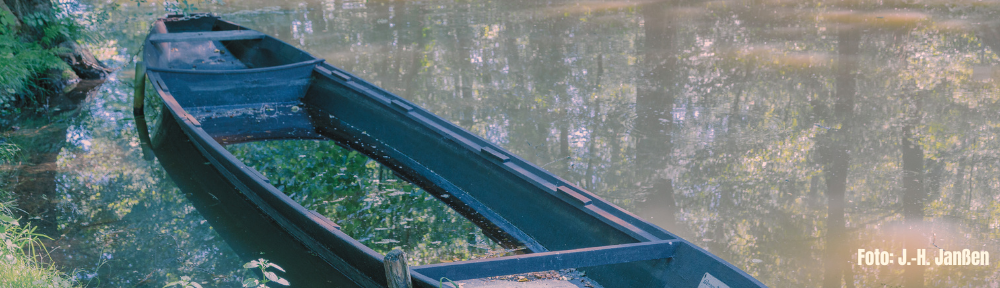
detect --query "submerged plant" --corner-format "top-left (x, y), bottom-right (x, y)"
top-left (163, 276), bottom-right (203, 288)
top-left (242, 258), bottom-right (289, 287)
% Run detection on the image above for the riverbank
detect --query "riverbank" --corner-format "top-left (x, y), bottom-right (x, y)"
top-left (1, 0), bottom-right (108, 126)
top-left (1, 0), bottom-right (108, 286)
top-left (1, 129), bottom-right (79, 287)
top-left (0, 199), bottom-right (76, 288)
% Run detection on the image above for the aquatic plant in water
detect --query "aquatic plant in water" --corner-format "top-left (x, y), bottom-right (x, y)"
top-left (242, 258), bottom-right (289, 287)
top-left (162, 276), bottom-right (203, 288)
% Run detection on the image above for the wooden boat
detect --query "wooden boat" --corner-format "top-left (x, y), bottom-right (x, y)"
top-left (140, 13), bottom-right (767, 288)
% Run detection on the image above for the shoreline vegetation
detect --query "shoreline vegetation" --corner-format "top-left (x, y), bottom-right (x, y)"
top-left (1, 0), bottom-right (108, 124)
top-left (1, 0), bottom-right (107, 286)
top-left (1, 143), bottom-right (77, 287)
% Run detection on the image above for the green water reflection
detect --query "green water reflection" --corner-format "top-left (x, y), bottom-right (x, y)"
top-left (58, 0), bottom-right (1000, 286)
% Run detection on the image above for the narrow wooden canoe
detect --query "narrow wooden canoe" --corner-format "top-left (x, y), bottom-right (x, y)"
top-left (141, 13), bottom-right (767, 288)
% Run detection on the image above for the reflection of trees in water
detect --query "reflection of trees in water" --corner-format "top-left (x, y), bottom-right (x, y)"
top-left (219, 1), bottom-right (1000, 285)
top-left (67, 0), bottom-right (1000, 286)
top-left (46, 79), bottom-right (245, 286)
top-left (226, 140), bottom-right (509, 266)
top-left (818, 25), bottom-right (858, 288)
top-left (634, 0), bottom-right (678, 232)
top-left (296, 1), bottom-right (1000, 286)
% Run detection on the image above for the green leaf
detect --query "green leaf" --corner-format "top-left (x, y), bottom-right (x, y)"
top-left (267, 262), bottom-right (285, 272)
top-left (0, 214), bottom-right (14, 223)
top-left (273, 277), bottom-right (290, 286)
top-left (264, 271), bottom-right (279, 282)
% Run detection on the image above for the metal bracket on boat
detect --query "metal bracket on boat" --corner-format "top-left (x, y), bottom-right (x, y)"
top-left (411, 239), bottom-right (679, 281)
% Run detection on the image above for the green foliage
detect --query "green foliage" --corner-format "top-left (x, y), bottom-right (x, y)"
top-left (163, 276), bottom-right (203, 288)
top-left (0, 36), bottom-right (67, 108)
top-left (0, 201), bottom-right (76, 288)
top-left (0, 9), bottom-right (17, 32)
top-left (0, 142), bottom-right (19, 164)
top-left (163, 0), bottom-right (200, 16)
top-left (227, 140), bottom-right (516, 266)
top-left (241, 258), bottom-right (289, 287)
top-left (0, 4), bottom-right (83, 112)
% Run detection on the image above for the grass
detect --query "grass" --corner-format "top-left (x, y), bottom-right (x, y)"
top-left (0, 143), bottom-right (78, 288)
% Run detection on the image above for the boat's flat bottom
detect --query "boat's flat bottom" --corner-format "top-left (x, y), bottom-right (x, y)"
top-left (188, 102), bottom-right (324, 144)
top-left (453, 269), bottom-right (604, 288)
top-left (458, 278), bottom-right (604, 288)
top-left (164, 40), bottom-right (247, 70)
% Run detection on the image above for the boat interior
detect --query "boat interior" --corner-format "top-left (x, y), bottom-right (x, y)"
top-left (142, 14), bottom-right (765, 288)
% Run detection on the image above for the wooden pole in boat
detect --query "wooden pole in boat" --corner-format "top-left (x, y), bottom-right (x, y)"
top-left (132, 61), bottom-right (154, 160)
top-left (384, 249), bottom-right (413, 288)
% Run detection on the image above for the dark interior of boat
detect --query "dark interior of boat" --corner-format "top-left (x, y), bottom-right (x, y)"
top-left (150, 15), bottom-right (316, 71)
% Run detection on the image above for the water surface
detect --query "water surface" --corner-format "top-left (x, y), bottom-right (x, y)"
top-left (54, 0), bottom-right (1000, 286)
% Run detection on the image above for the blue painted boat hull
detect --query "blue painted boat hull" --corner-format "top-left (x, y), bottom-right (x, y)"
top-left (142, 13), bottom-right (768, 288)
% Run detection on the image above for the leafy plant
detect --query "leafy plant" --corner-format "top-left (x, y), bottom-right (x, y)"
top-left (227, 140), bottom-right (514, 266)
top-left (0, 143), bottom-right (19, 164)
top-left (0, 22), bottom-right (70, 110)
top-left (0, 8), bottom-right (17, 33)
top-left (0, 200), bottom-right (75, 288)
top-left (163, 0), bottom-right (199, 16)
top-left (241, 258), bottom-right (289, 287)
top-left (163, 276), bottom-right (203, 288)
top-left (0, 3), bottom-right (84, 112)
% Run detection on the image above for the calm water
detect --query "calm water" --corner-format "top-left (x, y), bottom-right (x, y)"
top-left (25, 0), bottom-right (1000, 286)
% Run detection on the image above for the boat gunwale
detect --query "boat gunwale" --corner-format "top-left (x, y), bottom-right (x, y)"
top-left (142, 14), bottom-right (768, 288)
top-left (145, 57), bottom-right (325, 75)
top-left (145, 16), bottom-right (324, 75)
top-left (149, 61), bottom-right (769, 288)
top-left (313, 62), bottom-right (674, 242)
top-left (146, 71), bottom-right (390, 288)
top-left (304, 64), bottom-right (767, 287)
